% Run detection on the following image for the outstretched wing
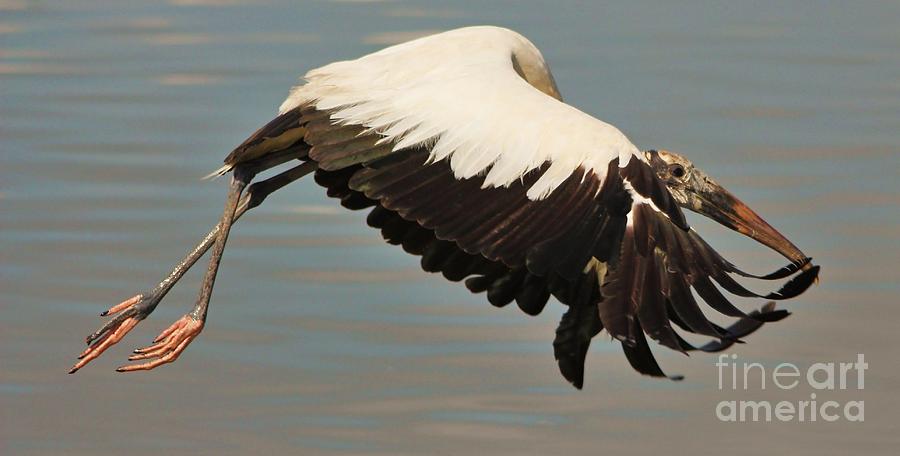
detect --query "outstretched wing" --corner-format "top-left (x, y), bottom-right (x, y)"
top-left (219, 28), bottom-right (817, 386)
top-left (592, 160), bottom-right (817, 381)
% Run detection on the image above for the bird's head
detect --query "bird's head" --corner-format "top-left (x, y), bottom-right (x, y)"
top-left (644, 149), bottom-right (809, 267)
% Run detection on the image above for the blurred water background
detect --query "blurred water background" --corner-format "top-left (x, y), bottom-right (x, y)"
top-left (2, 0), bottom-right (899, 454)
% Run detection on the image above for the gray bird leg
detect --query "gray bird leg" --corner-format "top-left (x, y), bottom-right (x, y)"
top-left (197, 166), bottom-right (251, 315)
top-left (133, 160), bottom-right (318, 322)
top-left (71, 160), bottom-right (317, 373)
top-left (113, 167), bottom-right (251, 371)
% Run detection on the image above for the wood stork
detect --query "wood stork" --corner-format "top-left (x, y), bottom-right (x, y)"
top-left (70, 26), bottom-right (818, 387)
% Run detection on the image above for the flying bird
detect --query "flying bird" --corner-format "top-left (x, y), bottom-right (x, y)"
top-left (70, 26), bottom-right (819, 387)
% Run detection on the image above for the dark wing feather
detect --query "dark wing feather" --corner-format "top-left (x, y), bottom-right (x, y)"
top-left (224, 105), bottom-right (819, 386)
top-left (553, 274), bottom-right (603, 389)
top-left (599, 193), bottom-right (818, 378)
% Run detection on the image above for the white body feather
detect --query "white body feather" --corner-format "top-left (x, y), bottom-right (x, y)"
top-left (280, 26), bottom-right (642, 200)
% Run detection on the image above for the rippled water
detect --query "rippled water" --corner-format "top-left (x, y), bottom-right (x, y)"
top-left (2, 1), bottom-right (899, 454)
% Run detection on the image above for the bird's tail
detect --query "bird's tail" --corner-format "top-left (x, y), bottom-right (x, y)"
top-left (202, 164), bottom-right (232, 180)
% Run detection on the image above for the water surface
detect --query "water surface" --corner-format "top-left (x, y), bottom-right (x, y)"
top-left (2, 1), bottom-right (899, 454)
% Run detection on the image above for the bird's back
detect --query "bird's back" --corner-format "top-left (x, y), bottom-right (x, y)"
top-left (282, 26), bottom-right (561, 110)
top-left (255, 26), bottom-right (641, 200)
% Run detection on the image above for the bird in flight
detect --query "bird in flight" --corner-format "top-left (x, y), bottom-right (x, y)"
top-left (70, 26), bottom-right (818, 387)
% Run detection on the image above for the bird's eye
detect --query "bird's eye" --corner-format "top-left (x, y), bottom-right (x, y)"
top-left (669, 164), bottom-right (686, 179)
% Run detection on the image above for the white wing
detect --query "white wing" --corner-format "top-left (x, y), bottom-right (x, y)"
top-left (218, 26), bottom-right (817, 386)
top-left (280, 26), bottom-right (641, 200)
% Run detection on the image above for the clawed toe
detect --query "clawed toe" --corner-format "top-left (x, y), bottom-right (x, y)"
top-left (70, 315), bottom-right (141, 374)
top-left (69, 294), bottom-right (148, 374)
top-left (117, 315), bottom-right (204, 372)
top-left (100, 294), bottom-right (142, 317)
top-left (70, 294), bottom-right (205, 374)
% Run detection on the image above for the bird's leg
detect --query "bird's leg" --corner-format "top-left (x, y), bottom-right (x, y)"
top-left (70, 160), bottom-right (317, 374)
top-left (117, 166), bottom-right (250, 372)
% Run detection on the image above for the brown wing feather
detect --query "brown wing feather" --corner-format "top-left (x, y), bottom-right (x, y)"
top-left (222, 105), bottom-right (817, 385)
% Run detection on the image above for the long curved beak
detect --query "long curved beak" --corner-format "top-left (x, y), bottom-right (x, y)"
top-left (693, 184), bottom-right (811, 269)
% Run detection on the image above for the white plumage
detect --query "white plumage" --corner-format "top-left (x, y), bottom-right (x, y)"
top-left (280, 26), bottom-right (641, 200)
top-left (72, 26), bottom-right (817, 385)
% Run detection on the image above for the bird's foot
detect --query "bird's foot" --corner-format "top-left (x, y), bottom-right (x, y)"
top-left (69, 294), bottom-right (155, 374)
top-left (117, 314), bottom-right (204, 372)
